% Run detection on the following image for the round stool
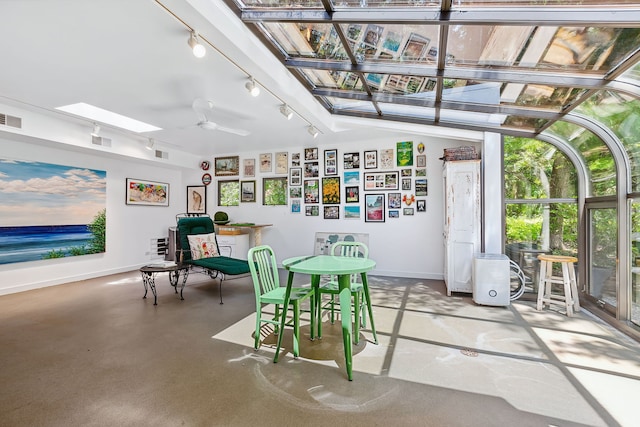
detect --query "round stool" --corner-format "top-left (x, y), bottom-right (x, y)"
top-left (536, 255), bottom-right (581, 316)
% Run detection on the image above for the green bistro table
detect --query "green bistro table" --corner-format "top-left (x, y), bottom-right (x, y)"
top-left (280, 255), bottom-right (377, 381)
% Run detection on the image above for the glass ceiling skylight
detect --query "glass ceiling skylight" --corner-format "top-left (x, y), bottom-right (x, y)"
top-left (56, 103), bottom-right (162, 133)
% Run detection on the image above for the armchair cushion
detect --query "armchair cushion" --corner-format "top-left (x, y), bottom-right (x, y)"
top-left (187, 233), bottom-right (219, 260)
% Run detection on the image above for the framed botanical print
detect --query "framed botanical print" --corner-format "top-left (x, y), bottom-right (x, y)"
top-left (241, 180), bottom-right (256, 202)
top-left (322, 176), bottom-right (340, 204)
top-left (262, 177), bottom-right (287, 205)
top-left (260, 153), bottom-right (272, 173)
top-left (214, 156), bottom-right (239, 176)
top-left (365, 194), bottom-right (385, 222)
top-left (218, 180), bottom-right (240, 206)
top-left (243, 158), bottom-right (255, 177)
top-left (364, 150), bottom-right (377, 169)
top-left (186, 185), bottom-right (206, 214)
top-left (324, 149), bottom-right (337, 176)
top-left (275, 152), bottom-right (288, 174)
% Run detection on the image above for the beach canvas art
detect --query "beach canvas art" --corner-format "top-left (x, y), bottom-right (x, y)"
top-left (0, 158), bottom-right (107, 265)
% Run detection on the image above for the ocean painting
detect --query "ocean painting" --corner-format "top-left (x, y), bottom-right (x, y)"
top-left (0, 158), bottom-right (106, 265)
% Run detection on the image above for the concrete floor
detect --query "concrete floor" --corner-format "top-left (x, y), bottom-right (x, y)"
top-left (1, 270), bottom-right (639, 427)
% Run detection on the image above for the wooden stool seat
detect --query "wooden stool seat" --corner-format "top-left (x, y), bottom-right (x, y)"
top-left (536, 254), bottom-right (580, 316)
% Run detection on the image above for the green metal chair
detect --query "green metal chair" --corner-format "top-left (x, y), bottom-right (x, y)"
top-left (318, 241), bottom-right (375, 345)
top-left (248, 245), bottom-right (315, 358)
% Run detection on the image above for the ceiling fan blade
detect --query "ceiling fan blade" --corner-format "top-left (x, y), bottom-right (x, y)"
top-left (216, 125), bottom-right (250, 136)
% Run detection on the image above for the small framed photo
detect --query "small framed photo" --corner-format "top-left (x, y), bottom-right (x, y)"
top-left (344, 205), bottom-right (361, 219)
top-left (241, 180), bottom-right (256, 203)
top-left (402, 178), bottom-right (412, 190)
top-left (304, 161), bottom-right (319, 178)
top-left (289, 167), bottom-right (302, 186)
top-left (291, 199), bottom-right (301, 213)
top-left (305, 147), bottom-right (318, 161)
top-left (304, 179), bottom-right (319, 203)
top-left (289, 186), bottom-right (302, 198)
top-left (218, 180), bottom-right (240, 206)
top-left (260, 153), bottom-right (272, 173)
top-left (388, 210), bottom-right (399, 218)
top-left (388, 192), bottom-right (401, 209)
top-left (401, 168), bottom-right (412, 177)
top-left (306, 205), bottom-right (319, 216)
top-left (345, 186), bottom-right (359, 203)
top-left (365, 194), bottom-right (385, 222)
top-left (324, 149), bottom-right (338, 176)
top-left (243, 158), bottom-right (255, 177)
top-left (324, 205), bottom-right (340, 219)
top-left (403, 207), bottom-right (414, 216)
top-left (344, 170), bottom-right (360, 185)
top-left (187, 185), bottom-right (206, 214)
top-left (262, 177), bottom-right (287, 205)
top-left (322, 176), bottom-right (340, 204)
top-left (364, 150), bottom-right (377, 169)
top-left (291, 152), bottom-right (301, 167)
top-left (364, 171), bottom-right (399, 191)
top-left (126, 178), bottom-right (169, 206)
top-left (214, 156), bottom-right (240, 177)
top-left (415, 168), bottom-right (427, 177)
top-left (417, 199), bottom-right (426, 212)
top-left (343, 152), bottom-right (360, 169)
top-left (417, 154), bottom-right (427, 167)
top-left (415, 178), bottom-right (428, 196)
top-left (379, 149), bottom-right (394, 169)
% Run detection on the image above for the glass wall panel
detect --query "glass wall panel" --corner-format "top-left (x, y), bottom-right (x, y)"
top-left (588, 207), bottom-right (618, 308)
top-left (547, 121), bottom-right (616, 196)
top-left (631, 199), bottom-right (640, 327)
top-left (459, 0), bottom-right (640, 6)
top-left (574, 90), bottom-right (640, 192)
top-left (262, 22), bottom-right (348, 59)
top-left (503, 116), bottom-right (548, 131)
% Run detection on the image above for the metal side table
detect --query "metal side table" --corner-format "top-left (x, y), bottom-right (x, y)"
top-left (140, 263), bottom-right (189, 305)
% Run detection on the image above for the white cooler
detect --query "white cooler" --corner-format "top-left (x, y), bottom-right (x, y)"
top-left (472, 253), bottom-right (510, 306)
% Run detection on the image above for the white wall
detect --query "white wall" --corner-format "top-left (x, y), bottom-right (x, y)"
top-left (1, 126), bottom-right (481, 294)
top-left (184, 135), bottom-right (479, 279)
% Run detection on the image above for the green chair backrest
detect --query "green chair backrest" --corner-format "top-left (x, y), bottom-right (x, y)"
top-left (176, 216), bottom-right (218, 262)
top-left (248, 245), bottom-right (280, 300)
top-left (330, 241), bottom-right (368, 259)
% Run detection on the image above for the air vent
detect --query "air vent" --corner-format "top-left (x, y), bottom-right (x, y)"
top-left (155, 149), bottom-right (168, 159)
top-left (0, 113), bottom-right (23, 129)
top-left (91, 135), bottom-right (112, 147)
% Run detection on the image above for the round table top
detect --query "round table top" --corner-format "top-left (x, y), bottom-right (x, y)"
top-left (140, 263), bottom-right (187, 273)
top-left (282, 255), bottom-right (376, 275)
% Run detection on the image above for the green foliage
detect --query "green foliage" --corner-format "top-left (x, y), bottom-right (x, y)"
top-left (218, 181), bottom-right (240, 207)
top-left (43, 249), bottom-right (66, 259)
top-left (263, 178), bottom-right (287, 205)
top-left (214, 211), bottom-right (229, 222)
top-left (505, 217), bottom-right (542, 244)
top-left (87, 209), bottom-right (106, 254)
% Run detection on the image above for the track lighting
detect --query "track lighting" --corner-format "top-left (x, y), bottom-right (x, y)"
top-left (146, 138), bottom-right (155, 151)
top-left (307, 125), bottom-right (319, 138)
top-left (90, 123), bottom-right (100, 137)
top-left (279, 104), bottom-right (293, 120)
top-left (188, 30), bottom-right (206, 58)
top-left (245, 77), bottom-right (260, 97)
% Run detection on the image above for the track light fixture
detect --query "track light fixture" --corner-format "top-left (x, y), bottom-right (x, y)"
top-left (90, 123), bottom-right (100, 137)
top-left (307, 125), bottom-right (319, 138)
top-left (146, 138), bottom-right (155, 151)
top-left (245, 77), bottom-right (260, 97)
top-left (279, 104), bottom-right (293, 120)
top-left (188, 30), bottom-right (206, 58)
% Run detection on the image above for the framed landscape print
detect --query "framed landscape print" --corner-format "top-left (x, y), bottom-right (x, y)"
top-left (344, 205), bottom-right (361, 219)
top-left (365, 194), bottom-right (385, 222)
top-left (241, 180), bottom-right (256, 202)
top-left (324, 149), bottom-right (338, 176)
top-left (214, 156), bottom-right (239, 177)
top-left (364, 150), bottom-right (377, 169)
top-left (186, 185), bottom-right (206, 214)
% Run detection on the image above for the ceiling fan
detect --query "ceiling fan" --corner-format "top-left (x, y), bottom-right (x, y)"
top-left (191, 98), bottom-right (250, 136)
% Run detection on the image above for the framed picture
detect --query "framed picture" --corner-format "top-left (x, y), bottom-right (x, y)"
top-left (290, 186), bottom-right (302, 198)
top-left (306, 205), bottom-right (319, 216)
top-left (404, 207), bottom-right (415, 216)
top-left (417, 199), bottom-right (426, 212)
top-left (402, 178), bottom-right (412, 190)
top-left (291, 152), bottom-right (301, 167)
top-left (365, 194), bottom-right (385, 222)
top-left (401, 168), bottom-right (412, 177)
top-left (324, 205), bottom-right (339, 219)
top-left (289, 167), bottom-right (302, 186)
top-left (417, 154), bottom-right (427, 168)
top-left (243, 158), bottom-right (255, 177)
top-left (322, 176), bottom-right (340, 204)
top-left (304, 161), bottom-right (319, 178)
top-left (186, 185), bottom-right (206, 214)
top-left (262, 177), bottom-right (287, 205)
top-left (397, 141), bottom-right (413, 166)
top-left (364, 150), bottom-right (377, 169)
top-left (304, 179), bottom-right (319, 203)
top-left (379, 149), bottom-right (394, 169)
top-left (415, 178), bottom-right (428, 196)
top-left (241, 180), bottom-right (256, 203)
top-left (415, 168), bottom-right (427, 177)
top-left (214, 156), bottom-right (239, 177)
top-left (125, 178), bottom-right (169, 206)
top-left (345, 186), bottom-right (359, 203)
top-left (276, 152), bottom-right (288, 174)
top-left (343, 152), bottom-right (360, 169)
top-left (364, 171), bottom-right (399, 190)
top-left (291, 199), bottom-right (301, 213)
top-left (344, 171), bottom-right (359, 185)
top-left (389, 210), bottom-right (399, 218)
top-left (324, 149), bottom-right (338, 176)
top-left (388, 192), bottom-right (401, 209)
top-left (260, 153), bottom-right (272, 173)
top-left (218, 180), bottom-right (239, 206)
top-left (305, 147), bottom-right (318, 161)
top-left (344, 205), bottom-right (360, 219)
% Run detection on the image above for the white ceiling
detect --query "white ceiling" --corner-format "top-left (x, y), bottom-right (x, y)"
top-left (0, 0), bottom-right (478, 159)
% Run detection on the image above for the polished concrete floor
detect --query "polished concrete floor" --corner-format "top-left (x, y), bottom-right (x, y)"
top-left (1, 270), bottom-right (639, 427)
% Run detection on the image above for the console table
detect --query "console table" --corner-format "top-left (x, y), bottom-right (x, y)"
top-left (139, 263), bottom-right (189, 305)
top-left (216, 223), bottom-right (272, 246)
